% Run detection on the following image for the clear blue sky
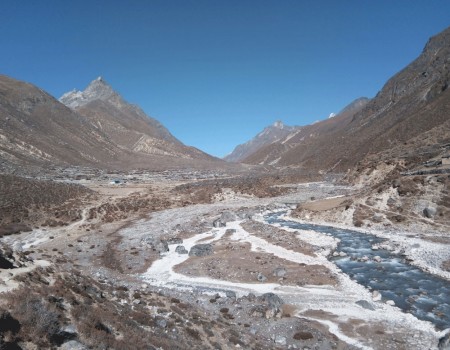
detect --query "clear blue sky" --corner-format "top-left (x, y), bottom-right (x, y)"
top-left (1, 1), bottom-right (449, 157)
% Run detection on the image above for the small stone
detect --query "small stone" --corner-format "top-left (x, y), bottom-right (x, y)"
top-left (386, 300), bottom-right (395, 306)
top-left (156, 317), bottom-right (167, 328)
top-left (274, 335), bottom-right (287, 345)
top-left (373, 256), bottom-right (382, 263)
top-left (372, 291), bottom-right (382, 302)
top-left (339, 251), bottom-right (347, 257)
top-left (257, 272), bottom-right (267, 282)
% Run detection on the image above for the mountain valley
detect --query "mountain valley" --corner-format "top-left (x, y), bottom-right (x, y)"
top-left (0, 25), bottom-right (450, 350)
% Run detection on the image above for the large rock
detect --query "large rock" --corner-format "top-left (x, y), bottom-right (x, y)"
top-left (189, 244), bottom-right (213, 257)
top-left (213, 211), bottom-right (237, 227)
top-left (221, 211), bottom-right (236, 222)
top-left (272, 267), bottom-right (286, 278)
top-left (439, 331), bottom-right (450, 350)
top-left (213, 218), bottom-right (225, 228)
top-left (259, 293), bottom-right (284, 309)
top-left (141, 237), bottom-right (169, 253)
top-left (167, 237), bottom-right (183, 245)
top-left (175, 245), bottom-right (188, 254)
top-left (423, 206), bottom-right (437, 218)
top-left (356, 300), bottom-right (375, 311)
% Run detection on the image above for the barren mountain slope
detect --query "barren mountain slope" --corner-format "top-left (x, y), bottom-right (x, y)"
top-left (0, 75), bottom-right (231, 172)
top-left (61, 77), bottom-right (216, 161)
top-left (244, 26), bottom-right (450, 172)
top-left (0, 75), bottom-right (129, 171)
top-left (243, 96), bottom-right (370, 167)
top-left (224, 121), bottom-right (297, 163)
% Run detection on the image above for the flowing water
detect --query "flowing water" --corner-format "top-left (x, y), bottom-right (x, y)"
top-left (265, 212), bottom-right (450, 330)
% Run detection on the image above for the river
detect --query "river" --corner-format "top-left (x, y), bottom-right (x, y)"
top-left (265, 212), bottom-right (450, 331)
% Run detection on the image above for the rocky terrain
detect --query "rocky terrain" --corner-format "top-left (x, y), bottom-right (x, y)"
top-left (1, 177), bottom-right (448, 349)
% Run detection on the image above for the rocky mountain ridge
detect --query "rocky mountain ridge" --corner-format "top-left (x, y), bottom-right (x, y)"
top-left (242, 26), bottom-right (450, 172)
top-left (224, 120), bottom-right (297, 163)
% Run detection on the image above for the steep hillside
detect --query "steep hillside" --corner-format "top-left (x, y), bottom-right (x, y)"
top-left (224, 121), bottom-right (297, 163)
top-left (60, 77), bottom-right (216, 161)
top-left (243, 26), bottom-right (450, 172)
top-left (0, 75), bottom-right (227, 173)
top-left (243, 96), bottom-right (369, 167)
top-left (0, 75), bottom-right (127, 171)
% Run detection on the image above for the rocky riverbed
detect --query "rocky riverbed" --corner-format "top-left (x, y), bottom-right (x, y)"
top-left (1, 180), bottom-right (449, 349)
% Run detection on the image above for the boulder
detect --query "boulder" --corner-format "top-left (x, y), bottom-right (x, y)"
top-left (356, 300), bottom-right (375, 311)
top-left (259, 293), bottom-right (284, 309)
top-left (189, 244), bottom-right (213, 257)
top-left (175, 245), bottom-right (188, 254)
top-left (438, 332), bottom-right (450, 350)
top-left (225, 229), bottom-right (236, 235)
top-left (213, 219), bottom-right (225, 228)
top-left (246, 293), bottom-right (256, 302)
top-left (167, 237), bottom-right (183, 245)
top-left (221, 211), bottom-right (236, 222)
top-left (213, 211), bottom-right (237, 227)
top-left (423, 207), bottom-right (437, 218)
top-left (373, 256), bottom-right (382, 263)
top-left (272, 267), bottom-right (287, 278)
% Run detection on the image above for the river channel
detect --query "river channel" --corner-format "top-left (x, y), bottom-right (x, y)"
top-left (264, 212), bottom-right (450, 331)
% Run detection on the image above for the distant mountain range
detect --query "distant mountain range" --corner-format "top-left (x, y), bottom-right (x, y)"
top-left (0, 76), bottom-right (222, 173)
top-left (1, 26), bottom-right (449, 177)
top-left (225, 97), bottom-right (369, 165)
top-left (224, 121), bottom-right (297, 163)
